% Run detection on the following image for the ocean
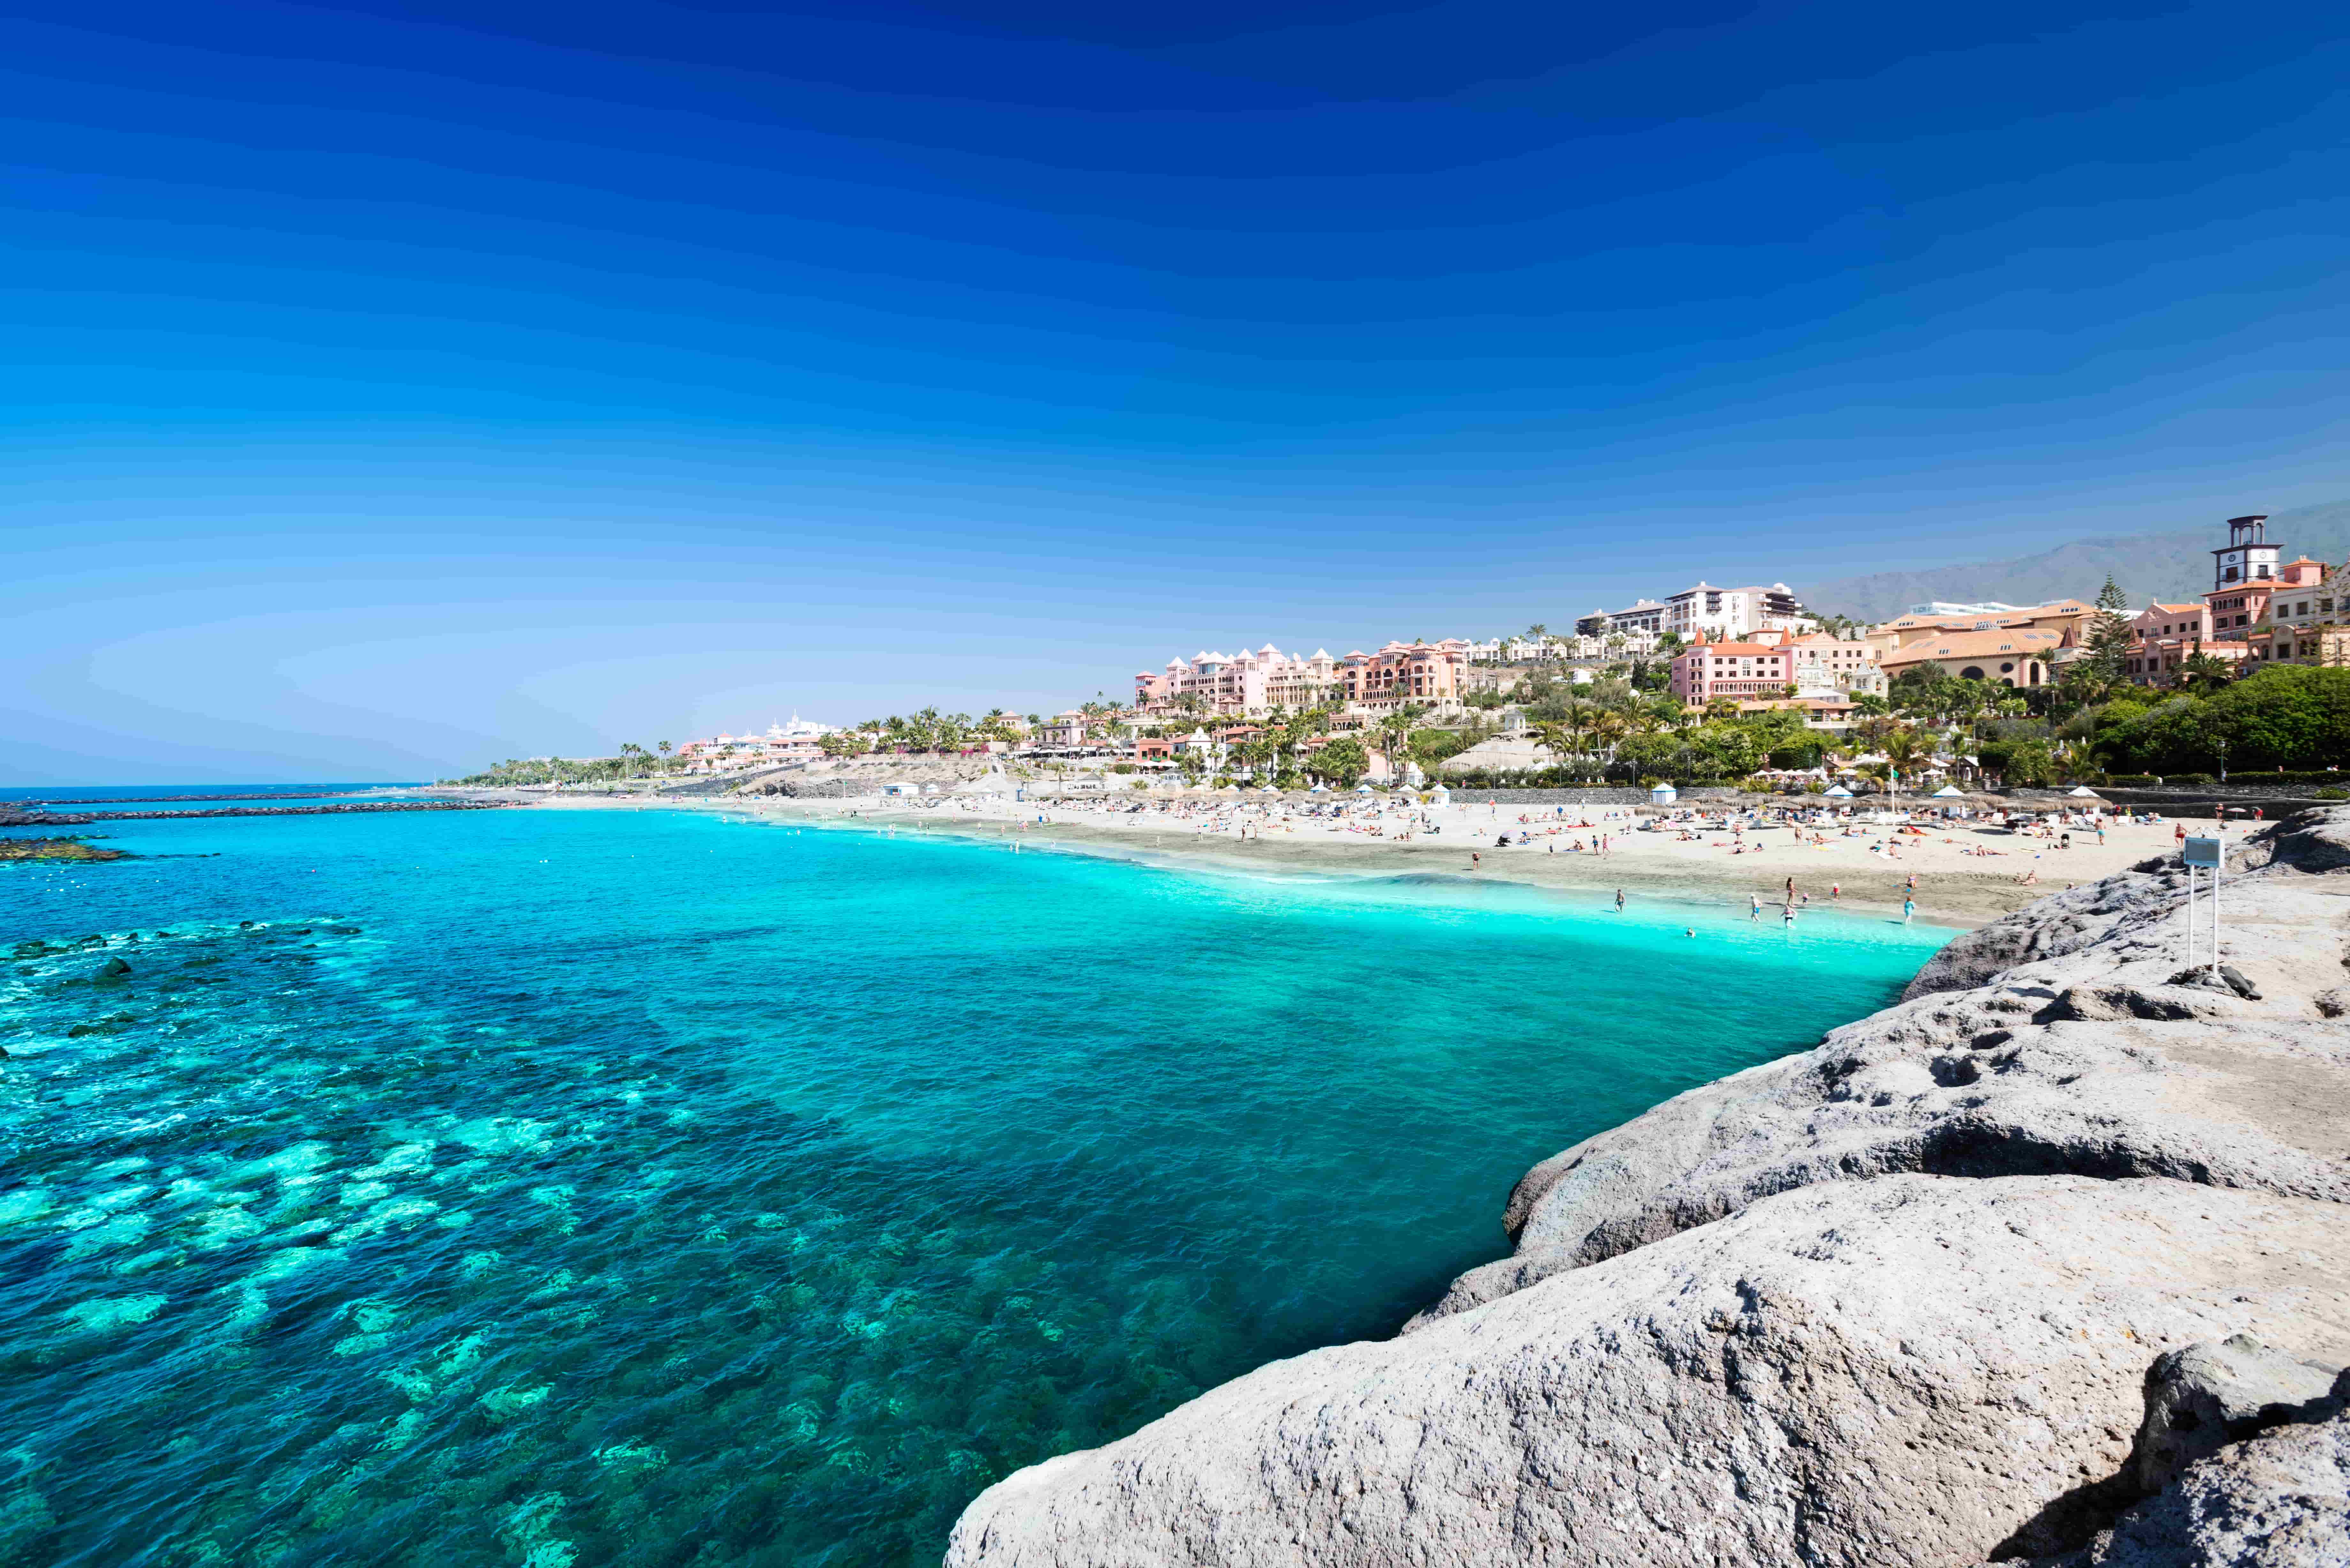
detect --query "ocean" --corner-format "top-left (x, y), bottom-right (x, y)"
top-left (0, 797), bottom-right (1950, 1566)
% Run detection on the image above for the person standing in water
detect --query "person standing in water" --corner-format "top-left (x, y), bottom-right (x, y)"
top-left (1903, 896), bottom-right (1916, 924)
top-left (1615, 888), bottom-right (1625, 913)
top-left (1749, 893), bottom-right (1762, 922)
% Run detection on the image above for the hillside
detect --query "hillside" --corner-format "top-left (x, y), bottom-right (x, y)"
top-left (1800, 497), bottom-right (2350, 622)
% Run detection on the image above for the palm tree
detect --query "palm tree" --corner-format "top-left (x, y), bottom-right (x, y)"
top-left (1373, 713), bottom-right (1413, 780)
top-left (1883, 728), bottom-right (1927, 798)
top-left (2179, 650), bottom-right (2233, 695)
top-left (2053, 739), bottom-right (2101, 786)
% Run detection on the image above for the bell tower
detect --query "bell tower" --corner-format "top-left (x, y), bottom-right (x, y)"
top-left (2211, 514), bottom-right (2277, 590)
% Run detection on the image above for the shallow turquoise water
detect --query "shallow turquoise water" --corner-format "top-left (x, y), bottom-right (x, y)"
top-left (1, 804), bottom-right (1948, 1566)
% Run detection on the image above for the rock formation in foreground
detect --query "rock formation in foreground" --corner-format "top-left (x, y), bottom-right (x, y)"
top-left (946, 807), bottom-right (2350, 1567)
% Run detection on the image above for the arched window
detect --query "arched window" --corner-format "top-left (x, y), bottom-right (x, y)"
top-left (1960, 666), bottom-right (1986, 681)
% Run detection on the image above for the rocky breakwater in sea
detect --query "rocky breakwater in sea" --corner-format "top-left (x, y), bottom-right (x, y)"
top-left (945, 806), bottom-right (2350, 1568)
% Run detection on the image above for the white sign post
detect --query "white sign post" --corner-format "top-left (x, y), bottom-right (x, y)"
top-left (2182, 830), bottom-right (2223, 974)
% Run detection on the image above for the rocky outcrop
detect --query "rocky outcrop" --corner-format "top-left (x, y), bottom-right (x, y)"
top-left (947, 808), bottom-right (2350, 1568)
top-left (2047, 1352), bottom-right (2350, 1568)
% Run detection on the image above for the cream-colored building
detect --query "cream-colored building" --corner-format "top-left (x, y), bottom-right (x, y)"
top-left (2244, 558), bottom-right (2346, 670)
top-left (1878, 627), bottom-right (2063, 688)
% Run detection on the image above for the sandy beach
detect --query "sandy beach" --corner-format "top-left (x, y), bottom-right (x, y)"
top-left (489, 787), bottom-right (2196, 927)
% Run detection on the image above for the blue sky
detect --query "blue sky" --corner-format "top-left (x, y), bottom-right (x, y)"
top-left (7, 0), bottom-right (2348, 781)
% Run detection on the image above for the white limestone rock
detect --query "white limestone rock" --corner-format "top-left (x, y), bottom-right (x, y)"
top-left (2077, 1389), bottom-right (2350, 1567)
top-left (947, 1177), bottom-right (2350, 1568)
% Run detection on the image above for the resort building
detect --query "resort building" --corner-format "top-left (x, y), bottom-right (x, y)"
top-left (676, 714), bottom-right (839, 768)
top-left (1575, 599), bottom-right (1667, 645)
top-left (2242, 557), bottom-right (2348, 670)
top-left (2121, 601), bottom-right (2221, 688)
top-left (1862, 599), bottom-right (2097, 660)
top-left (1134, 645), bottom-right (1339, 716)
top-left (1661, 583), bottom-right (1817, 641)
top-left (1783, 632), bottom-right (1885, 697)
top-left (1336, 640), bottom-right (1468, 709)
top-left (1135, 637), bottom-right (1481, 716)
top-left (1668, 639), bottom-right (1796, 703)
top-left (1581, 582), bottom-right (1814, 650)
top-left (2202, 517), bottom-right (2323, 638)
top-left (1877, 627), bottom-right (2064, 688)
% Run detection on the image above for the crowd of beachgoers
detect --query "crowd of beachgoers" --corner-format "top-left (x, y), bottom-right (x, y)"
top-left (578, 787), bottom-right (2203, 925)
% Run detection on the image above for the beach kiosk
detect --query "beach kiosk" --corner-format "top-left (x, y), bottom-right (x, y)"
top-left (1429, 784), bottom-right (1452, 808)
top-left (1649, 782), bottom-right (1679, 807)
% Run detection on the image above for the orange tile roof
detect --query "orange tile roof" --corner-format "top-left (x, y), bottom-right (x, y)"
top-left (1880, 628), bottom-right (2063, 665)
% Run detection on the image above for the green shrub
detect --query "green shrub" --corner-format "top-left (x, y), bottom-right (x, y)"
top-left (2317, 786), bottom-right (2349, 801)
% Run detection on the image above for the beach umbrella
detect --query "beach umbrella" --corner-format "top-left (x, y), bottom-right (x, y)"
top-left (1823, 785), bottom-right (1854, 798)
top-left (2066, 785), bottom-right (2103, 798)
top-left (1932, 784), bottom-right (1965, 798)
top-left (1260, 784), bottom-right (1282, 794)
top-left (1308, 783), bottom-right (1329, 794)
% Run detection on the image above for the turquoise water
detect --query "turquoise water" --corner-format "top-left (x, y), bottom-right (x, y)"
top-left (0, 803), bottom-right (1949, 1567)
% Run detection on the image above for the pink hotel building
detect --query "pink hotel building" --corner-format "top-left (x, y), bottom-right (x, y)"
top-left (1136, 640), bottom-right (1470, 715)
top-left (1669, 639), bottom-right (1795, 703)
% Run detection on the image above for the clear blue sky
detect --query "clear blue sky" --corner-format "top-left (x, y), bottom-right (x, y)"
top-left (7, 0), bottom-right (2347, 782)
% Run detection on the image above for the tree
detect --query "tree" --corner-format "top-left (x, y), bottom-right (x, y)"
top-left (2178, 650), bottom-right (2234, 695)
top-left (1882, 728), bottom-right (1927, 796)
top-left (1313, 737), bottom-right (1369, 787)
top-left (2085, 575), bottom-right (2134, 686)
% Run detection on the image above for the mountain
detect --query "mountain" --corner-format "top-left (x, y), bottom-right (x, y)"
top-left (1799, 498), bottom-right (2350, 622)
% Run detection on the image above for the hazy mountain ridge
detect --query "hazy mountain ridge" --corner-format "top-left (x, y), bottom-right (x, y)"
top-left (1800, 498), bottom-right (2350, 622)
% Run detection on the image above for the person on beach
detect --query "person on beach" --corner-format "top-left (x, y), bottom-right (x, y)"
top-left (1470, 852), bottom-right (1481, 871)
top-left (1749, 893), bottom-right (1762, 922)
top-left (1903, 897), bottom-right (1916, 923)
top-left (1783, 902), bottom-right (1796, 926)
top-left (1615, 889), bottom-right (1625, 913)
